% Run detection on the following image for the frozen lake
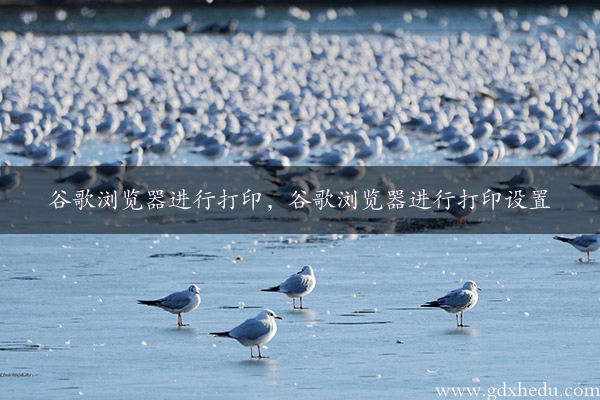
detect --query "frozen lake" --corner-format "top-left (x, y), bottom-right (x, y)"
top-left (1, 233), bottom-right (599, 398)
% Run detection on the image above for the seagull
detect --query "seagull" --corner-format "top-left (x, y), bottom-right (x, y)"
top-left (262, 265), bottom-right (316, 309)
top-left (211, 309), bottom-right (282, 359)
top-left (445, 147), bottom-right (488, 177)
top-left (538, 138), bottom-right (576, 164)
top-left (571, 183), bottom-right (600, 206)
top-left (86, 176), bottom-right (124, 198)
top-left (42, 149), bottom-right (79, 179)
top-left (0, 170), bottom-right (21, 200)
top-left (489, 185), bottom-right (537, 203)
top-left (95, 160), bottom-right (126, 180)
top-left (276, 142), bottom-right (310, 163)
top-left (385, 134), bottom-right (411, 155)
top-left (325, 160), bottom-right (366, 185)
top-left (354, 136), bottom-right (383, 164)
top-left (561, 143), bottom-right (599, 173)
top-left (123, 146), bottom-right (143, 173)
top-left (553, 233), bottom-right (600, 262)
top-left (433, 195), bottom-right (478, 227)
top-left (436, 135), bottom-right (476, 156)
top-left (266, 176), bottom-right (310, 197)
top-left (471, 122), bottom-right (493, 143)
top-left (421, 280), bottom-right (481, 327)
top-left (377, 174), bottom-right (396, 199)
top-left (190, 142), bottom-right (230, 167)
top-left (55, 166), bottom-right (97, 189)
top-left (137, 284), bottom-right (201, 327)
top-left (497, 167), bottom-right (534, 187)
top-left (311, 144), bottom-right (355, 168)
top-left (7, 142), bottom-right (56, 165)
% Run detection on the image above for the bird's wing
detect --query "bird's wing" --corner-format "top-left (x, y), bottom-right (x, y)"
top-left (279, 274), bottom-right (309, 293)
top-left (229, 318), bottom-right (269, 341)
top-left (157, 291), bottom-right (191, 309)
top-left (438, 289), bottom-right (472, 308)
top-left (574, 235), bottom-right (599, 247)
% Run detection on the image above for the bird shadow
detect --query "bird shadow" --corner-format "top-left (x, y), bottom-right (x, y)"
top-left (238, 357), bottom-right (279, 374)
top-left (163, 326), bottom-right (201, 336)
top-left (282, 308), bottom-right (317, 323)
top-left (444, 327), bottom-right (480, 337)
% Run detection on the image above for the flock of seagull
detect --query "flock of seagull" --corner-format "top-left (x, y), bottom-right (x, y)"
top-left (1, 12), bottom-right (600, 178)
top-left (138, 265), bottom-right (316, 358)
top-left (134, 229), bottom-right (600, 359)
top-left (0, 7), bottom-right (599, 358)
top-left (137, 265), bottom-right (485, 359)
top-left (0, 19), bottom-right (599, 230)
top-left (133, 230), bottom-right (600, 359)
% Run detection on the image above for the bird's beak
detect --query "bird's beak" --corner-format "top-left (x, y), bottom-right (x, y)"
top-left (477, 287), bottom-right (482, 291)
top-left (275, 316), bottom-right (282, 320)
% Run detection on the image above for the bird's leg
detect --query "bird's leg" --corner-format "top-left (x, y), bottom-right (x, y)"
top-left (588, 251), bottom-right (592, 262)
top-left (257, 345), bottom-right (269, 359)
top-left (455, 314), bottom-right (460, 327)
top-left (177, 313), bottom-right (188, 327)
top-left (250, 347), bottom-right (255, 358)
top-left (293, 298), bottom-right (298, 309)
top-left (299, 297), bottom-right (303, 309)
top-left (457, 312), bottom-right (469, 327)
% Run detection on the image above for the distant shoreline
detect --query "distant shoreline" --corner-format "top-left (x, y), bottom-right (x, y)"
top-left (0, 0), bottom-right (597, 8)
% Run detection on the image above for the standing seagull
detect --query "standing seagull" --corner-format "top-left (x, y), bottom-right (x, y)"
top-left (137, 284), bottom-right (201, 327)
top-left (0, 170), bottom-right (21, 201)
top-left (262, 265), bottom-right (316, 309)
top-left (211, 309), bottom-right (282, 359)
top-left (553, 233), bottom-right (600, 262)
top-left (421, 281), bottom-right (481, 327)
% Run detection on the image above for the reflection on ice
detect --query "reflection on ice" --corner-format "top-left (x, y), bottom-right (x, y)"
top-left (443, 328), bottom-right (480, 338)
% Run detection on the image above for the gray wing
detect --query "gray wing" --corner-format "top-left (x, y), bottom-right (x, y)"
top-left (0, 174), bottom-right (13, 187)
top-left (438, 289), bottom-right (473, 309)
top-left (280, 273), bottom-right (311, 293)
top-left (44, 155), bottom-right (66, 168)
top-left (65, 171), bottom-right (92, 185)
top-left (156, 291), bottom-right (191, 309)
top-left (573, 235), bottom-right (599, 247)
top-left (229, 317), bottom-right (269, 341)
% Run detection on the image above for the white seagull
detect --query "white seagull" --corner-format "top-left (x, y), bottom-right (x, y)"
top-left (262, 265), bottom-right (316, 309)
top-left (42, 149), bottom-right (79, 179)
top-left (553, 233), bottom-right (600, 262)
top-left (561, 143), bottom-right (599, 173)
top-left (137, 284), bottom-right (201, 326)
top-left (211, 309), bottom-right (282, 359)
top-left (421, 280), bottom-right (481, 327)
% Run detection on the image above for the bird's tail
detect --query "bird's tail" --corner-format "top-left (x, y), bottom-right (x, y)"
top-left (553, 236), bottom-right (571, 243)
top-left (421, 301), bottom-right (441, 308)
top-left (261, 285), bottom-right (280, 292)
top-left (210, 331), bottom-right (231, 337)
top-left (137, 300), bottom-right (158, 306)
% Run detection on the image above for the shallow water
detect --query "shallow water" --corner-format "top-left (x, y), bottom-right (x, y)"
top-left (1, 234), bottom-right (599, 398)
top-left (0, 5), bottom-right (587, 36)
